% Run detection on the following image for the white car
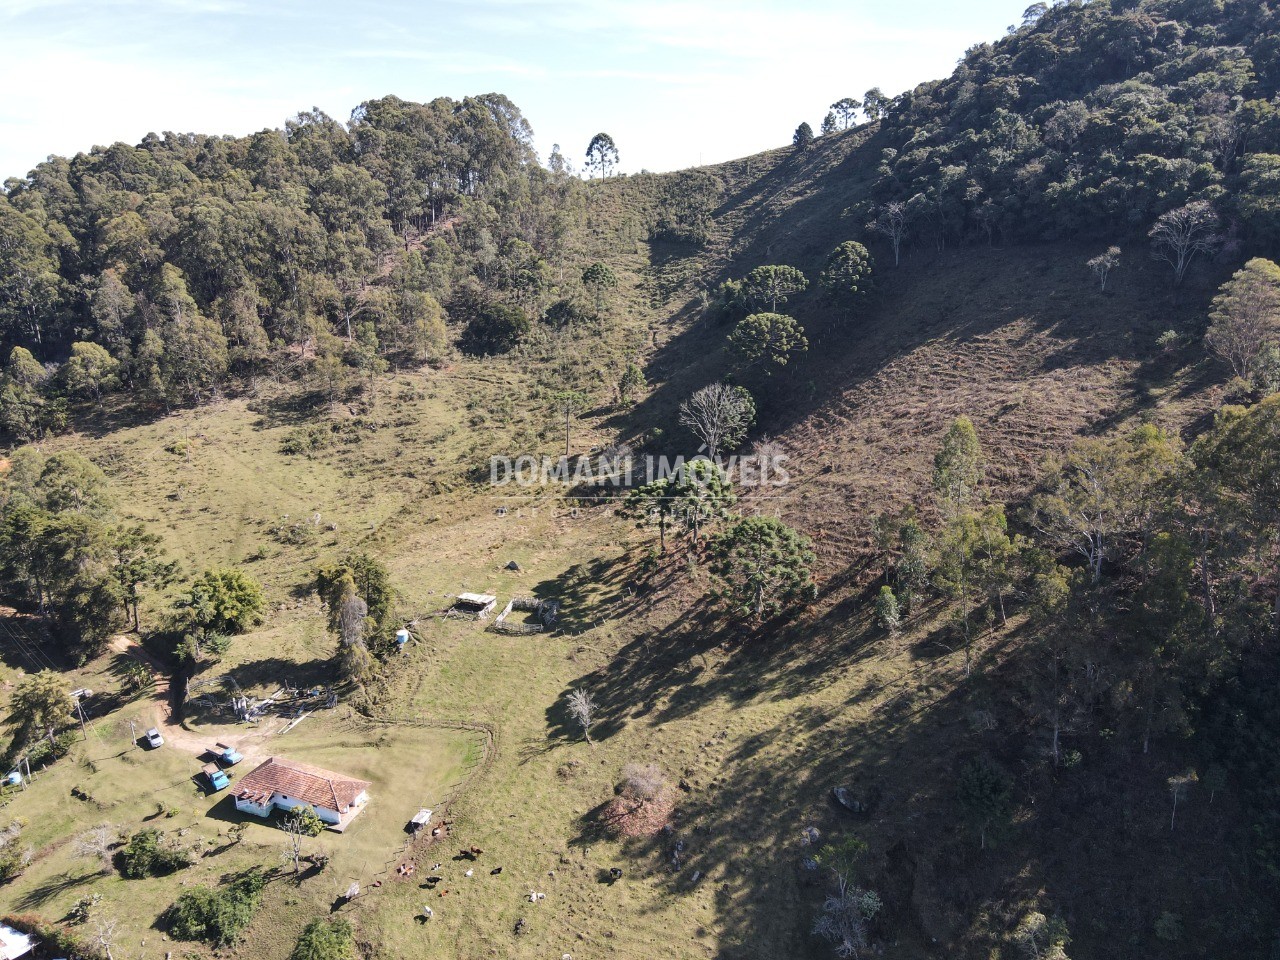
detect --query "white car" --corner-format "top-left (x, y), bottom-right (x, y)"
top-left (144, 728), bottom-right (164, 748)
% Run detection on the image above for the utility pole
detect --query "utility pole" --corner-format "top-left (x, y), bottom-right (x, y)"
top-left (75, 697), bottom-right (88, 741)
top-left (128, 719), bottom-right (137, 747)
top-left (22, 755), bottom-right (31, 784)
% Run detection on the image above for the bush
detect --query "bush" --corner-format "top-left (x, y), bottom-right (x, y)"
top-left (290, 918), bottom-right (355, 960)
top-left (168, 868), bottom-right (266, 945)
top-left (0, 842), bottom-right (32, 884)
top-left (51, 729), bottom-right (79, 761)
top-left (180, 568), bottom-right (266, 636)
top-left (1155, 911), bottom-right (1183, 942)
top-left (619, 763), bottom-right (666, 801)
top-left (542, 299), bottom-right (595, 329)
top-left (118, 829), bottom-right (193, 878)
top-left (463, 303), bottom-right (529, 355)
top-left (280, 424), bottom-right (333, 456)
top-left (0, 820), bottom-right (32, 883)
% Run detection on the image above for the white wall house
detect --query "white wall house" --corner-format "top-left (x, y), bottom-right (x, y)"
top-left (233, 757), bottom-right (371, 829)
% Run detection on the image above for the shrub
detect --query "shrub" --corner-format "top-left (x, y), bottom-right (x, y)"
top-left (118, 829), bottom-right (193, 878)
top-left (0, 820), bottom-right (32, 883)
top-left (0, 842), bottom-right (33, 884)
top-left (290, 918), bottom-right (355, 960)
top-left (1155, 911), bottom-right (1183, 942)
top-left (167, 868), bottom-right (266, 945)
top-left (463, 303), bottom-right (529, 355)
top-left (51, 730), bottom-right (79, 761)
top-left (68, 894), bottom-right (101, 924)
top-left (280, 424), bottom-right (333, 456)
top-left (619, 763), bottom-right (666, 802)
top-left (542, 299), bottom-right (595, 329)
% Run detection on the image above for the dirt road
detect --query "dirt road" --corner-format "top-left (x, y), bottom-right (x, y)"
top-left (108, 636), bottom-right (279, 764)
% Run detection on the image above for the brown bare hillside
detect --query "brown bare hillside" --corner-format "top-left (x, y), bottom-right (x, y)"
top-left (613, 132), bottom-right (1233, 581)
top-left (746, 243), bottom-right (1228, 575)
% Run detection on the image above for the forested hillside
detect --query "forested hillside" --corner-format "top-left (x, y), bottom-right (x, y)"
top-left (868, 0), bottom-right (1280, 246)
top-left (2, 1), bottom-right (1280, 959)
top-left (0, 93), bottom-right (591, 419)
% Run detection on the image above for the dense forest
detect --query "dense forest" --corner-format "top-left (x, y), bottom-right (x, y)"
top-left (0, 93), bottom-right (595, 426)
top-left (867, 0), bottom-right (1280, 249)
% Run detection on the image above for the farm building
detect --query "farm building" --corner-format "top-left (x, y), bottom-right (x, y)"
top-left (233, 757), bottom-right (371, 830)
top-left (452, 592), bottom-right (497, 618)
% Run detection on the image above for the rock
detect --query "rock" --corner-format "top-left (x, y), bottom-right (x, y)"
top-left (505, 560), bottom-right (521, 571)
top-left (833, 786), bottom-right (870, 814)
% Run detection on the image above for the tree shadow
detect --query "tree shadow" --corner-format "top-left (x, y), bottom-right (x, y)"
top-left (12, 870), bottom-right (98, 909)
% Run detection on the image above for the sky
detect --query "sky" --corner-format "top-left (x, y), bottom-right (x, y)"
top-left (0, 0), bottom-right (1024, 181)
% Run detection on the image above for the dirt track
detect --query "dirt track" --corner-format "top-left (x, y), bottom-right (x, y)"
top-left (108, 635), bottom-right (279, 765)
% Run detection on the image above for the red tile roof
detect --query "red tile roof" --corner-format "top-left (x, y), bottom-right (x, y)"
top-left (233, 757), bottom-right (370, 812)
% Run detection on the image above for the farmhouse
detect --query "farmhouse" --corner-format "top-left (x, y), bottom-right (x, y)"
top-left (233, 757), bottom-right (371, 830)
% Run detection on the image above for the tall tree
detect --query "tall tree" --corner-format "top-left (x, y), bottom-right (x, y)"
top-left (1205, 258), bottom-right (1280, 387)
top-left (729, 313), bottom-right (808, 369)
top-left (0, 197), bottom-right (63, 348)
top-left (110, 523), bottom-right (178, 631)
top-left (862, 87), bottom-right (891, 120)
top-left (617, 362), bottom-right (646, 406)
top-left (6, 670), bottom-right (73, 749)
top-left (1030, 426), bottom-right (1180, 585)
top-left (1149, 202), bottom-right (1221, 286)
top-left (621, 477), bottom-right (679, 554)
top-left (585, 133), bottom-right (620, 179)
top-left (933, 416), bottom-right (984, 517)
top-left (820, 241), bottom-right (875, 304)
top-left (673, 458), bottom-right (737, 542)
top-left (678, 383), bottom-right (756, 460)
top-left (549, 390), bottom-right (590, 457)
top-left (61, 342), bottom-right (120, 407)
top-left (742, 265), bottom-right (808, 312)
top-left (710, 516), bottom-right (815, 620)
top-left (581, 262), bottom-right (618, 313)
top-left (830, 97), bottom-right (862, 129)
top-left (1087, 247), bottom-right (1121, 292)
top-left (870, 202), bottom-right (909, 267)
